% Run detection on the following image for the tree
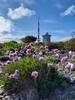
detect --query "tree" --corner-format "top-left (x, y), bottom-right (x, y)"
top-left (21, 36), bottom-right (37, 43)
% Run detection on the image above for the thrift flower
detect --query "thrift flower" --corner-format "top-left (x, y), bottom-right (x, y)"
top-left (39, 56), bottom-right (45, 62)
top-left (31, 71), bottom-right (38, 78)
top-left (65, 62), bottom-right (74, 70)
top-left (45, 45), bottom-right (48, 49)
top-left (26, 49), bottom-right (31, 55)
top-left (13, 69), bottom-right (19, 79)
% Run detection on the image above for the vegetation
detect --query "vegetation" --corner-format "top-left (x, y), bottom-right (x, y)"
top-left (0, 37), bottom-right (75, 98)
top-left (21, 36), bottom-right (37, 43)
top-left (0, 56), bottom-right (68, 98)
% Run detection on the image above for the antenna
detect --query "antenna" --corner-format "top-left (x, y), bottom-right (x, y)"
top-left (37, 17), bottom-right (40, 43)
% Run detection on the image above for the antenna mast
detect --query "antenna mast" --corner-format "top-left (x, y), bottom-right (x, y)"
top-left (37, 18), bottom-right (40, 43)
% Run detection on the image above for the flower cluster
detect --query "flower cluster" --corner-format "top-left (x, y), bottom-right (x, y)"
top-left (31, 71), bottom-right (38, 78)
top-left (65, 62), bottom-right (74, 70)
top-left (39, 56), bottom-right (45, 62)
top-left (5, 69), bottom-right (19, 80)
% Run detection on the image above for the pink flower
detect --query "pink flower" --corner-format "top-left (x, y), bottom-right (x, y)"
top-left (65, 62), bottom-right (74, 70)
top-left (61, 56), bottom-right (68, 63)
top-left (5, 73), bottom-right (13, 80)
top-left (13, 53), bottom-right (17, 57)
top-left (15, 69), bottom-right (19, 73)
top-left (47, 63), bottom-right (53, 69)
top-left (5, 70), bottom-right (19, 80)
top-left (12, 73), bottom-right (19, 79)
top-left (13, 69), bottom-right (19, 79)
top-left (9, 74), bottom-right (13, 79)
top-left (72, 55), bottom-right (75, 59)
top-left (39, 56), bottom-right (45, 62)
top-left (3, 63), bottom-right (9, 66)
top-left (6, 60), bottom-right (12, 65)
top-left (26, 49), bottom-right (31, 55)
top-left (31, 71), bottom-right (38, 78)
top-left (45, 45), bottom-right (48, 49)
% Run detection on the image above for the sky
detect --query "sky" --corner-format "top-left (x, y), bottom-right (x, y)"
top-left (0, 0), bottom-right (75, 43)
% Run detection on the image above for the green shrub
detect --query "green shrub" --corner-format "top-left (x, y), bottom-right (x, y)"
top-left (0, 56), bottom-right (67, 98)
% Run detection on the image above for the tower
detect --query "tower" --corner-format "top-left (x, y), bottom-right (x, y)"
top-left (43, 32), bottom-right (51, 44)
top-left (37, 18), bottom-right (40, 43)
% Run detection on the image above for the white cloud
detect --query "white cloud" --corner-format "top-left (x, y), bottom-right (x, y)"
top-left (0, 33), bottom-right (16, 43)
top-left (0, 16), bottom-right (13, 33)
top-left (8, 4), bottom-right (36, 20)
top-left (0, 16), bottom-right (15, 43)
top-left (61, 5), bottom-right (75, 16)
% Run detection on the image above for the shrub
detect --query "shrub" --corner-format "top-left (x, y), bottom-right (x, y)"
top-left (0, 56), bottom-right (67, 98)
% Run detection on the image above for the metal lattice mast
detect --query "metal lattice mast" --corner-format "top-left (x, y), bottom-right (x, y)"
top-left (37, 18), bottom-right (40, 43)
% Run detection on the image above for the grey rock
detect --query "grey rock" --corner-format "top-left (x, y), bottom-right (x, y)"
top-left (5, 95), bottom-right (11, 100)
top-left (27, 89), bottom-right (39, 100)
top-left (0, 95), bottom-right (4, 99)
top-left (0, 87), bottom-right (4, 95)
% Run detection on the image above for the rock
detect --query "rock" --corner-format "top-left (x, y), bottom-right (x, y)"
top-left (5, 96), bottom-right (11, 100)
top-left (0, 95), bottom-right (4, 99)
top-left (0, 85), bottom-right (4, 95)
top-left (0, 89), bottom-right (4, 95)
top-left (3, 92), bottom-right (8, 97)
top-left (27, 89), bottom-right (39, 100)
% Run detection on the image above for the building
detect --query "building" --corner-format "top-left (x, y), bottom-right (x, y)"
top-left (43, 32), bottom-right (51, 44)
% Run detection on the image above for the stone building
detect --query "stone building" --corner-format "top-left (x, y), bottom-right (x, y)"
top-left (43, 32), bottom-right (51, 44)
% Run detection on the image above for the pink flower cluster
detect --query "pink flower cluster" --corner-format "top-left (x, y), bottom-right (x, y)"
top-left (31, 71), bottom-right (38, 78)
top-left (9, 51), bottom-right (17, 58)
top-left (26, 49), bottom-right (31, 55)
top-left (5, 69), bottom-right (19, 80)
top-left (3, 60), bottom-right (12, 67)
top-left (65, 62), bottom-right (74, 70)
top-left (61, 56), bottom-right (68, 64)
top-left (39, 56), bottom-right (45, 62)
top-left (45, 45), bottom-right (48, 49)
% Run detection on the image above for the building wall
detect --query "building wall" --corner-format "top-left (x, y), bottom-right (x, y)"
top-left (43, 33), bottom-right (51, 44)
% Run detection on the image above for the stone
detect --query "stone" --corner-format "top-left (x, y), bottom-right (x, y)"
top-left (3, 92), bottom-right (8, 97)
top-left (5, 96), bottom-right (11, 100)
top-left (0, 85), bottom-right (4, 95)
top-left (0, 95), bottom-right (4, 99)
top-left (27, 89), bottom-right (39, 100)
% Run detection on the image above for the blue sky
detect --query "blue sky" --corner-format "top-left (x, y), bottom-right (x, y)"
top-left (0, 0), bottom-right (75, 43)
